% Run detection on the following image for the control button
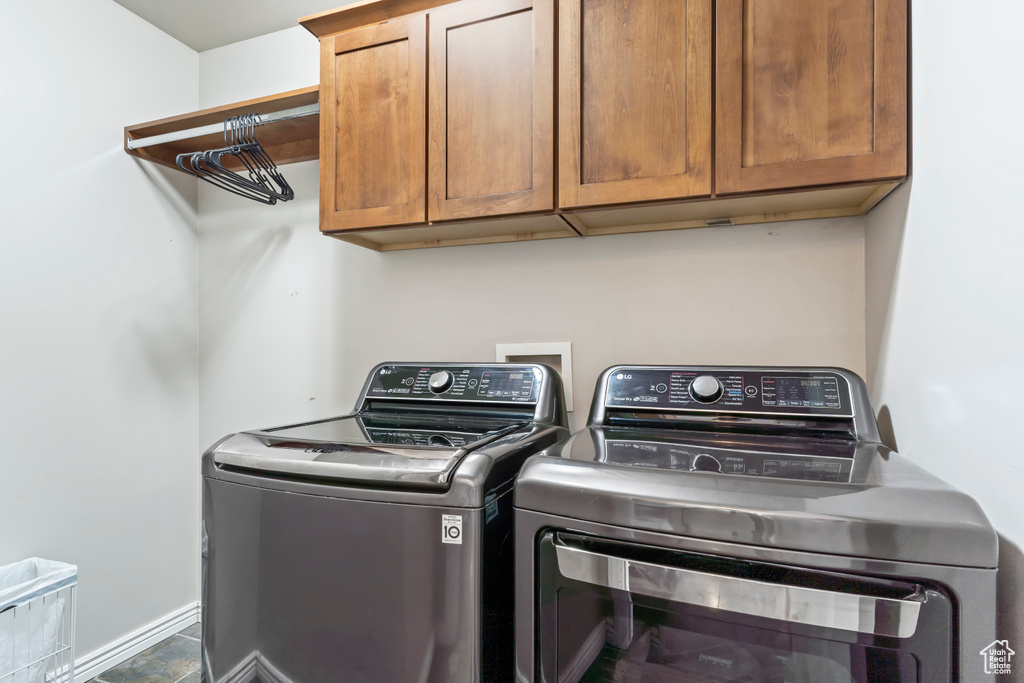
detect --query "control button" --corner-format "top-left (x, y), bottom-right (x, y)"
top-left (655, 383), bottom-right (668, 393)
top-left (467, 378), bottom-right (478, 389)
top-left (691, 454), bottom-right (722, 473)
top-left (403, 377), bottom-right (414, 386)
top-left (689, 375), bottom-right (723, 403)
top-left (744, 385), bottom-right (757, 397)
top-left (428, 370), bottom-right (454, 394)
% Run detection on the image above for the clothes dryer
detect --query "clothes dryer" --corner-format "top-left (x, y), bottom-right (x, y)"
top-left (515, 365), bottom-right (997, 683)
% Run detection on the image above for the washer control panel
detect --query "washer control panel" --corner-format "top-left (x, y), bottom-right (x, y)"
top-left (367, 365), bottom-right (540, 404)
top-left (604, 367), bottom-right (853, 417)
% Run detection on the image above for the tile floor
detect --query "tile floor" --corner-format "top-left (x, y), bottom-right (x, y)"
top-left (89, 623), bottom-right (201, 683)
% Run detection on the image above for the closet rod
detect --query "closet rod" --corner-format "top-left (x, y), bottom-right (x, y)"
top-left (126, 103), bottom-right (320, 151)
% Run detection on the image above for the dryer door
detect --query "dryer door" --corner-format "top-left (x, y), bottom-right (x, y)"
top-left (536, 532), bottom-right (954, 683)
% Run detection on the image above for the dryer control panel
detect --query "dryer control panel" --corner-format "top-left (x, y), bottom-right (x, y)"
top-left (604, 367), bottom-right (853, 418)
top-left (366, 364), bottom-right (541, 404)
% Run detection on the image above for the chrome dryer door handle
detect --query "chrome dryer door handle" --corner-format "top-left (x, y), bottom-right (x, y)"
top-left (553, 540), bottom-right (925, 638)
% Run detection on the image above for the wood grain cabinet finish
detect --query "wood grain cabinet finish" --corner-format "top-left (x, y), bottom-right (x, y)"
top-left (428, 0), bottom-right (554, 220)
top-left (558, 0), bottom-right (712, 209)
top-left (294, 0), bottom-right (909, 248)
top-left (319, 15), bottom-right (427, 232)
top-left (716, 0), bottom-right (908, 194)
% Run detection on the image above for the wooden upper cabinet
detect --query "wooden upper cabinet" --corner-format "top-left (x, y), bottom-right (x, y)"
top-left (289, 0), bottom-right (909, 247)
top-left (559, 0), bottom-right (712, 209)
top-left (319, 15), bottom-right (427, 232)
top-left (716, 0), bottom-right (908, 195)
top-left (427, 0), bottom-right (554, 220)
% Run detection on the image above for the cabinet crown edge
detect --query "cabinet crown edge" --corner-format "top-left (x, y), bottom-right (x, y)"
top-left (300, 0), bottom-right (460, 37)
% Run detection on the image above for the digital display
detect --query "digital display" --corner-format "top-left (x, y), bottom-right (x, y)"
top-left (761, 376), bottom-right (841, 409)
top-left (478, 370), bottom-right (535, 399)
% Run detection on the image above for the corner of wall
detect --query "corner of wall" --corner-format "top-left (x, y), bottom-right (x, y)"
top-left (863, 180), bottom-right (912, 398)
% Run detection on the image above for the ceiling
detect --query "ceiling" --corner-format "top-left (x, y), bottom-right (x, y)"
top-left (111, 0), bottom-right (355, 51)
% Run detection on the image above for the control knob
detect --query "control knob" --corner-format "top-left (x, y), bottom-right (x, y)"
top-left (689, 375), bottom-right (723, 403)
top-left (428, 370), bottom-right (454, 394)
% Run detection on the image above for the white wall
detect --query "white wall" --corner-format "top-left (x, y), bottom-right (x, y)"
top-left (865, 0), bottom-right (1024, 672)
top-left (199, 27), bottom-right (320, 106)
top-left (198, 28), bottom-right (327, 445)
top-left (197, 28), bottom-right (868, 444)
top-left (0, 0), bottom-right (200, 664)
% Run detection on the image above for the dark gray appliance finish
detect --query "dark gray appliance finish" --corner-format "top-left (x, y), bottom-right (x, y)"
top-left (202, 362), bottom-right (569, 683)
top-left (515, 365), bottom-right (998, 683)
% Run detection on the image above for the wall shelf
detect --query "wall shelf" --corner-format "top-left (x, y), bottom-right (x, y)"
top-left (124, 86), bottom-right (319, 172)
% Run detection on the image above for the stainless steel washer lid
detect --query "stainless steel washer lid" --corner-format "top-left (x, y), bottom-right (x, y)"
top-left (515, 427), bottom-right (999, 569)
top-left (213, 413), bottom-right (528, 489)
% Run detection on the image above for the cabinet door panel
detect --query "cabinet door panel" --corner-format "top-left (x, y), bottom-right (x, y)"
top-left (716, 0), bottom-right (907, 194)
top-left (320, 16), bottom-right (426, 231)
top-left (560, 0), bottom-right (712, 209)
top-left (429, 0), bottom-right (554, 220)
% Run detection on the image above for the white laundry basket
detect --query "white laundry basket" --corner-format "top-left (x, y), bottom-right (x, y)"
top-left (0, 559), bottom-right (77, 683)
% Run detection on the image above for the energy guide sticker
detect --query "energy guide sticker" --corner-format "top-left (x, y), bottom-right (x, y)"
top-left (442, 515), bottom-right (463, 544)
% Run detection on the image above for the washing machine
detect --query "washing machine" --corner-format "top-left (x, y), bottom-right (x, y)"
top-left (201, 362), bottom-right (568, 683)
top-left (514, 365), bottom-right (998, 682)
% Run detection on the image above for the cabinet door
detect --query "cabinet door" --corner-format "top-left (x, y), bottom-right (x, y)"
top-left (320, 15), bottom-right (426, 232)
top-left (428, 0), bottom-right (554, 220)
top-left (716, 0), bottom-right (907, 194)
top-left (559, 0), bottom-right (712, 209)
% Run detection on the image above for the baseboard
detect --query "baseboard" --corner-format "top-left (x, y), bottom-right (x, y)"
top-left (219, 651), bottom-right (256, 683)
top-left (74, 602), bottom-right (200, 683)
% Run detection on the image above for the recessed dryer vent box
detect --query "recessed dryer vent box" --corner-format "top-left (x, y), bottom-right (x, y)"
top-left (495, 342), bottom-right (573, 412)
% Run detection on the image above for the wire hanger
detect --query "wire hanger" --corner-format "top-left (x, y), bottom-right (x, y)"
top-left (175, 114), bottom-right (294, 204)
